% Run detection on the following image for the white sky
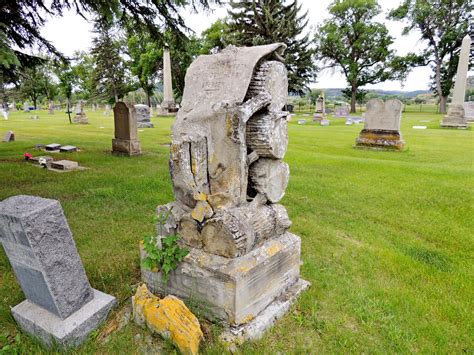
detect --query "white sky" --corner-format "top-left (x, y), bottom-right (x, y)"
top-left (40, 0), bottom-right (439, 92)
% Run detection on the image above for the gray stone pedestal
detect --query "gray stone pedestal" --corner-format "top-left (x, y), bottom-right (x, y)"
top-left (141, 233), bottom-right (309, 332)
top-left (12, 289), bottom-right (115, 348)
top-left (441, 104), bottom-right (468, 129)
top-left (112, 138), bottom-right (141, 156)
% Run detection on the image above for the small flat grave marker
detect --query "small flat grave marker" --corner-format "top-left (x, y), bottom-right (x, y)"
top-left (413, 126), bottom-right (427, 129)
top-left (51, 160), bottom-right (79, 171)
top-left (320, 119), bottom-right (330, 126)
top-left (297, 119), bottom-right (306, 125)
top-left (45, 143), bottom-right (61, 151)
top-left (59, 145), bottom-right (77, 153)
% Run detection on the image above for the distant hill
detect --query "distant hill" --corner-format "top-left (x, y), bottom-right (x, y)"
top-left (323, 88), bottom-right (431, 99)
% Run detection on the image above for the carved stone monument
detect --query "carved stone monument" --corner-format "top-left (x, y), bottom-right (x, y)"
top-left (0, 195), bottom-right (115, 348)
top-left (355, 98), bottom-right (405, 150)
top-left (112, 102), bottom-right (142, 156)
top-left (158, 46), bottom-right (178, 115)
top-left (134, 104), bottom-right (154, 128)
top-left (441, 35), bottom-right (471, 129)
top-left (141, 44), bottom-right (309, 343)
top-left (464, 102), bottom-right (474, 122)
top-left (72, 100), bottom-right (88, 124)
top-left (335, 105), bottom-right (350, 117)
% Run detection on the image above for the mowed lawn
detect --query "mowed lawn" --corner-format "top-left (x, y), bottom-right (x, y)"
top-left (0, 109), bottom-right (472, 353)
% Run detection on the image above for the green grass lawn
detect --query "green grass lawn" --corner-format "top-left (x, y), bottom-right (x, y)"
top-left (0, 109), bottom-right (472, 353)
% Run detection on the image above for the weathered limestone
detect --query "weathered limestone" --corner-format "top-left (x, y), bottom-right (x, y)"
top-left (132, 284), bottom-right (203, 355)
top-left (158, 47), bottom-right (178, 115)
top-left (134, 104), bottom-right (154, 128)
top-left (72, 100), bottom-right (88, 124)
top-left (0, 195), bottom-right (115, 348)
top-left (142, 44), bottom-right (308, 341)
top-left (441, 35), bottom-right (471, 129)
top-left (335, 105), bottom-right (350, 117)
top-left (142, 233), bottom-right (302, 326)
top-left (355, 98), bottom-right (405, 150)
top-left (112, 102), bottom-right (142, 156)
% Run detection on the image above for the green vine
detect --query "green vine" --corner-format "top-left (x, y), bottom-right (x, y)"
top-left (141, 210), bottom-right (189, 283)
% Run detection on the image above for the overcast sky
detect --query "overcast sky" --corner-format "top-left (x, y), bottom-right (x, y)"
top-left (40, 0), bottom-right (441, 92)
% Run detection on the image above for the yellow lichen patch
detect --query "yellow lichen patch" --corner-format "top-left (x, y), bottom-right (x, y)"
top-left (236, 259), bottom-right (257, 273)
top-left (191, 201), bottom-right (213, 222)
top-left (240, 314), bottom-right (255, 324)
top-left (193, 192), bottom-right (208, 201)
top-left (132, 284), bottom-right (203, 355)
top-left (266, 242), bottom-right (282, 257)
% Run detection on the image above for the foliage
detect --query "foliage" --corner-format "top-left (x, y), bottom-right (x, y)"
top-left (72, 51), bottom-right (95, 100)
top-left (126, 30), bottom-right (162, 107)
top-left (199, 19), bottom-right (229, 54)
top-left (142, 234), bottom-right (189, 283)
top-left (0, 0), bottom-right (221, 82)
top-left (315, 0), bottom-right (419, 112)
top-left (341, 88), bottom-right (368, 104)
top-left (227, 0), bottom-right (316, 94)
top-left (306, 89), bottom-right (322, 105)
top-left (389, 0), bottom-right (472, 112)
top-left (90, 19), bottom-right (131, 102)
top-left (16, 64), bottom-right (51, 108)
top-left (142, 210), bottom-right (189, 283)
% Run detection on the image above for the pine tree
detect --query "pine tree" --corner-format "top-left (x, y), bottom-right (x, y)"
top-left (90, 20), bottom-right (130, 102)
top-left (227, 0), bottom-right (316, 94)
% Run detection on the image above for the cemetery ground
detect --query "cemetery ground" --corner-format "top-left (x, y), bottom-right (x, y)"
top-left (0, 109), bottom-right (472, 353)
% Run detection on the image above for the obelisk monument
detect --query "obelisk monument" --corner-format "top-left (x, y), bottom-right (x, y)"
top-left (159, 46), bottom-right (177, 115)
top-left (441, 34), bottom-right (471, 129)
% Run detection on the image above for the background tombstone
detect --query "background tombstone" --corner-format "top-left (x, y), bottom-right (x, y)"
top-left (23, 102), bottom-right (29, 112)
top-left (48, 101), bottom-right (54, 114)
top-left (3, 130), bottom-right (14, 142)
top-left (441, 35), bottom-right (471, 129)
top-left (354, 98), bottom-right (405, 150)
top-left (72, 100), bottom-right (88, 124)
top-left (464, 102), bottom-right (474, 122)
top-left (0, 195), bottom-right (115, 348)
top-left (113, 102), bottom-right (142, 156)
top-left (158, 46), bottom-right (178, 115)
top-left (134, 104), bottom-right (154, 128)
top-left (104, 104), bottom-right (111, 116)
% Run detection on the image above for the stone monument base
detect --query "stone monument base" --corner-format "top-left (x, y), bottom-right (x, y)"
top-left (112, 138), bottom-right (141, 156)
top-left (141, 232), bottom-right (308, 328)
top-left (441, 104), bottom-right (468, 129)
top-left (72, 115), bottom-right (88, 124)
top-left (137, 122), bottom-right (154, 128)
top-left (354, 129), bottom-right (405, 150)
top-left (12, 289), bottom-right (115, 348)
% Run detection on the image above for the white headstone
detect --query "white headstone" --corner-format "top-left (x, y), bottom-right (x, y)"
top-left (364, 98), bottom-right (402, 131)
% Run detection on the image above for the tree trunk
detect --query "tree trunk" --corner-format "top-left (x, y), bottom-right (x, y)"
top-left (146, 90), bottom-right (151, 107)
top-left (350, 85), bottom-right (356, 113)
top-left (439, 95), bottom-right (447, 114)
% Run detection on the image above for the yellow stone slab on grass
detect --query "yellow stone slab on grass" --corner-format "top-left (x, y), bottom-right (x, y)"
top-left (132, 284), bottom-right (203, 355)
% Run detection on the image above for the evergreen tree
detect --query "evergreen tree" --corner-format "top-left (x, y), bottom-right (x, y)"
top-left (227, 0), bottom-right (316, 94)
top-left (90, 20), bottom-right (130, 102)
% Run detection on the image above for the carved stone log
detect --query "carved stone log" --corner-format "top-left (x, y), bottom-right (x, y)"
top-left (249, 159), bottom-right (289, 203)
top-left (201, 203), bottom-right (291, 258)
top-left (178, 214), bottom-right (203, 249)
top-left (245, 61), bottom-right (288, 112)
top-left (246, 111), bottom-right (288, 159)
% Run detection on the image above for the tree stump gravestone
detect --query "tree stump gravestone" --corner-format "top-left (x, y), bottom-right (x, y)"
top-left (140, 43), bottom-right (309, 343)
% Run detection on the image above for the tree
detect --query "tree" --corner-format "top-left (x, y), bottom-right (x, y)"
top-left (227, 0), bottom-right (316, 94)
top-left (341, 87), bottom-right (368, 111)
top-left (17, 64), bottom-right (51, 108)
top-left (126, 29), bottom-right (162, 107)
top-left (90, 20), bottom-right (131, 102)
top-left (1, 0), bottom-right (221, 83)
top-left (199, 19), bottom-right (229, 54)
top-left (72, 51), bottom-right (95, 100)
top-left (306, 89), bottom-right (322, 105)
top-left (57, 64), bottom-right (75, 123)
top-left (389, 0), bottom-right (472, 113)
top-left (315, 0), bottom-right (418, 113)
